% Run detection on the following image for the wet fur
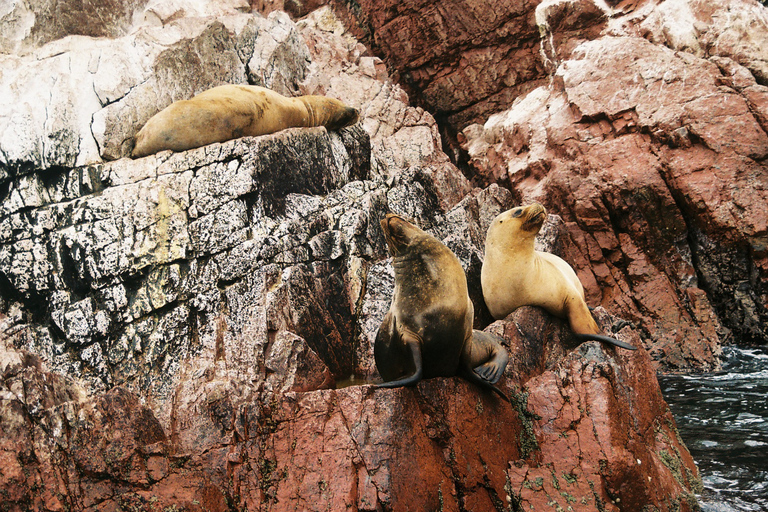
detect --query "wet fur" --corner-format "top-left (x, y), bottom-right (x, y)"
top-left (376, 214), bottom-right (509, 400)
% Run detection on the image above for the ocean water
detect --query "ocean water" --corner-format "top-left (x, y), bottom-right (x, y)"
top-left (659, 346), bottom-right (768, 512)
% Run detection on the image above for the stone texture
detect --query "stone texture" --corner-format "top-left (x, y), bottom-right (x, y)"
top-left (636, 0), bottom-right (768, 85)
top-left (251, 0), bottom-right (329, 18)
top-left (0, 1), bottom-right (706, 510)
top-left (462, 32), bottom-right (767, 368)
top-left (1, 124), bottom-right (372, 416)
top-left (329, 0), bottom-right (550, 140)
top-left (0, 0), bottom-right (254, 55)
top-left (484, 306), bottom-right (701, 512)
top-left (504, 328), bottom-right (702, 512)
top-left (1, 300), bottom-right (700, 511)
top-left (332, 0), bottom-right (768, 367)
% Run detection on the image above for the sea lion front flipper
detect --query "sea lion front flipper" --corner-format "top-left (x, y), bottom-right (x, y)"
top-left (376, 333), bottom-right (424, 388)
top-left (459, 331), bottom-right (510, 402)
top-left (574, 333), bottom-right (636, 351)
top-left (473, 359), bottom-right (506, 385)
top-left (460, 368), bottom-right (511, 402)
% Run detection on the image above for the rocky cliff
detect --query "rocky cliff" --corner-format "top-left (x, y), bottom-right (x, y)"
top-left (334, 0), bottom-right (768, 371)
top-left (2, 0), bottom-right (760, 510)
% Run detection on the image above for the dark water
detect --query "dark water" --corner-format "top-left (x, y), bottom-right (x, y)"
top-left (659, 346), bottom-right (768, 512)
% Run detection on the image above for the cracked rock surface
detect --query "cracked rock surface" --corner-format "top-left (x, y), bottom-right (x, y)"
top-left (336, 0), bottom-right (768, 369)
top-left (461, 22), bottom-right (768, 369)
top-left (0, 2), bottom-right (708, 511)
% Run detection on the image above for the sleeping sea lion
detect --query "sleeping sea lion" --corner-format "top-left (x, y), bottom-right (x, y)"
top-left (481, 203), bottom-right (635, 351)
top-left (375, 214), bottom-right (509, 400)
top-left (131, 84), bottom-right (359, 158)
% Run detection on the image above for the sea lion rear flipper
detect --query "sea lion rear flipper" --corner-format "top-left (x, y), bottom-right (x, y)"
top-left (376, 335), bottom-right (424, 388)
top-left (574, 333), bottom-right (636, 351)
top-left (459, 330), bottom-right (511, 401)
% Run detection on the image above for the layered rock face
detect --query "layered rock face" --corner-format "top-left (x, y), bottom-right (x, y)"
top-left (2, 307), bottom-right (700, 511)
top-left (338, 0), bottom-right (768, 370)
top-left (1, 1), bottom-right (705, 510)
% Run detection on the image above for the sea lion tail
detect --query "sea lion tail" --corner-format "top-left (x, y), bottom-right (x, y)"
top-left (574, 333), bottom-right (636, 351)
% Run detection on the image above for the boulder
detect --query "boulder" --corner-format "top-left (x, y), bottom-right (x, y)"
top-left (330, 0), bottom-right (768, 370)
top-left (0, 9), bottom-right (310, 172)
top-left (1, 302), bottom-right (700, 511)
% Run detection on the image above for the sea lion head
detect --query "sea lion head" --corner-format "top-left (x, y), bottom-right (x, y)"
top-left (380, 213), bottom-right (427, 256)
top-left (304, 96), bottom-right (359, 130)
top-left (486, 203), bottom-right (547, 248)
top-left (323, 99), bottom-right (359, 130)
top-left (518, 203), bottom-right (547, 233)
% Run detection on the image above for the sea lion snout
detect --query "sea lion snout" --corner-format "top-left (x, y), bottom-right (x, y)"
top-left (335, 106), bottom-right (359, 129)
top-left (521, 203), bottom-right (547, 232)
top-left (318, 98), bottom-right (359, 130)
top-left (380, 213), bottom-right (399, 234)
top-left (381, 214), bottom-right (414, 254)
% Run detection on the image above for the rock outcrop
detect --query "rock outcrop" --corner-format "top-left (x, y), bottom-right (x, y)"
top-left (1, 301), bottom-right (699, 511)
top-left (336, 0), bottom-right (768, 371)
top-left (0, 1), bottom-right (712, 510)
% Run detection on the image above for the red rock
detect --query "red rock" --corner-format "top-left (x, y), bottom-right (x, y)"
top-left (2, 297), bottom-right (700, 511)
top-left (462, 33), bottom-right (767, 368)
top-left (0, 1), bottom-right (725, 510)
top-left (333, 0), bottom-right (768, 364)
top-left (504, 320), bottom-right (701, 512)
top-left (330, 0), bottom-right (547, 130)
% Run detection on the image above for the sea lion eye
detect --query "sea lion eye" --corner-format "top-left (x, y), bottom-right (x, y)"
top-left (511, 208), bottom-right (523, 218)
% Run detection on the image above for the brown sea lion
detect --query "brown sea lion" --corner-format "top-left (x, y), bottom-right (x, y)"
top-left (131, 84), bottom-right (359, 158)
top-left (481, 203), bottom-right (635, 351)
top-left (375, 214), bottom-right (509, 400)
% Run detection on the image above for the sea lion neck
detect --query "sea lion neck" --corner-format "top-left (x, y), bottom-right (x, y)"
top-left (391, 241), bottom-right (438, 277)
top-left (293, 96), bottom-right (316, 127)
top-left (486, 221), bottom-right (534, 255)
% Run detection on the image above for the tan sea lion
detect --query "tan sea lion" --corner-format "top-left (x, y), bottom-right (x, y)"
top-left (375, 214), bottom-right (509, 400)
top-left (131, 84), bottom-right (359, 158)
top-left (482, 203), bottom-right (635, 351)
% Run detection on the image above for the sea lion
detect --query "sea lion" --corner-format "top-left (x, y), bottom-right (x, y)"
top-left (481, 203), bottom-right (635, 351)
top-left (375, 214), bottom-right (509, 400)
top-left (131, 84), bottom-right (359, 158)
